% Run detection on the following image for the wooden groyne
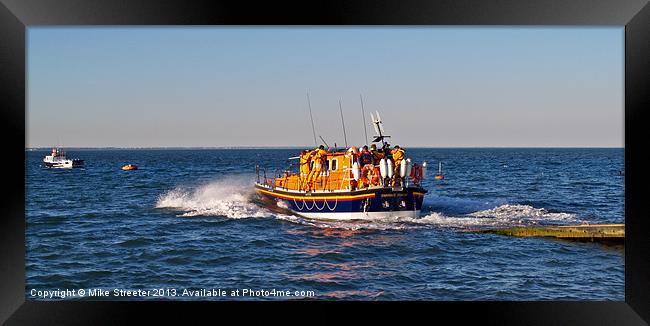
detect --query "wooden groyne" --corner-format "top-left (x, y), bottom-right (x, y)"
top-left (474, 224), bottom-right (624, 243)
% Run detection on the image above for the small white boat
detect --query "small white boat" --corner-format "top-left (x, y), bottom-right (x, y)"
top-left (43, 148), bottom-right (84, 168)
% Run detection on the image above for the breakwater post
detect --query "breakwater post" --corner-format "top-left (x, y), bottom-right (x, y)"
top-left (473, 224), bottom-right (624, 244)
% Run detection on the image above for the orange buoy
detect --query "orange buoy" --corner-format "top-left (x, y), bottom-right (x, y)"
top-left (435, 175), bottom-right (444, 180)
top-left (121, 164), bottom-right (138, 171)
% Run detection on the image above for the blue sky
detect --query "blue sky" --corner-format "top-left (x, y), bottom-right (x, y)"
top-left (27, 27), bottom-right (623, 148)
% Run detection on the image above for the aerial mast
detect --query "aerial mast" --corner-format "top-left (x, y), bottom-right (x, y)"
top-left (360, 94), bottom-right (369, 146)
top-left (370, 110), bottom-right (390, 148)
top-left (306, 91), bottom-right (317, 147)
top-left (338, 98), bottom-right (348, 148)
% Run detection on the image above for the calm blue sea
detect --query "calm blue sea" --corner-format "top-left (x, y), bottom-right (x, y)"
top-left (26, 148), bottom-right (624, 300)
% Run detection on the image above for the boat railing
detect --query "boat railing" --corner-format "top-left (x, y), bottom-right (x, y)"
top-left (256, 156), bottom-right (420, 192)
top-left (255, 164), bottom-right (270, 187)
top-left (351, 162), bottom-right (417, 189)
top-left (339, 167), bottom-right (354, 191)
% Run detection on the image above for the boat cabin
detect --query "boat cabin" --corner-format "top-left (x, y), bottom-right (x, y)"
top-left (261, 151), bottom-right (355, 192)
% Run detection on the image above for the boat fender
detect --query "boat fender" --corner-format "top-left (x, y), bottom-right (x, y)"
top-left (352, 162), bottom-right (360, 181)
top-left (379, 158), bottom-right (387, 179)
top-left (405, 158), bottom-right (412, 177)
top-left (400, 159), bottom-right (407, 178)
top-left (387, 159), bottom-right (394, 178)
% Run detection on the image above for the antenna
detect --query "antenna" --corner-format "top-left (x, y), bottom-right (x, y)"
top-left (371, 110), bottom-right (391, 146)
top-left (360, 94), bottom-right (369, 146)
top-left (318, 135), bottom-right (330, 148)
top-left (370, 112), bottom-right (379, 134)
top-left (306, 91), bottom-right (317, 147)
top-left (338, 98), bottom-right (348, 148)
top-left (375, 111), bottom-right (385, 133)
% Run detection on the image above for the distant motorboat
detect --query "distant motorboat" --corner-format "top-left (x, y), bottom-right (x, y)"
top-left (43, 148), bottom-right (84, 168)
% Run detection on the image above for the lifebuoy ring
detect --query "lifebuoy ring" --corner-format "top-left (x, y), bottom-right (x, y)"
top-left (360, 165), bottom-right (381, 187)
top-left (370, 167), bottom-right (380, 186)
top-left (411, 164), bottom-right (422, 184)
top-left (359, 165), bottom-right (371, 186)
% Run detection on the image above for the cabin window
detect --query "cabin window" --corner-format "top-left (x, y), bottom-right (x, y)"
top-left (330, 158), bottom-right (338, 171)
top-left (322, 160), bottom-right (329, 172)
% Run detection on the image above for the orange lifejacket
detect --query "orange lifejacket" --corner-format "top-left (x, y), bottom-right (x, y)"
top-left (312, 149), bottom-right (328, 168)
top-left (391, 148), bottom-right (405, 162)
top-left (299, 151), bottom-right (312, 175)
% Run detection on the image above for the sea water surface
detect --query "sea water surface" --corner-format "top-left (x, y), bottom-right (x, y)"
top-left (26, 148), bottom-right (624, 300)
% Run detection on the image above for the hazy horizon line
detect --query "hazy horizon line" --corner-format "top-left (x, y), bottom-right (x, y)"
top-left (26, 145), bottom-right (625, 150)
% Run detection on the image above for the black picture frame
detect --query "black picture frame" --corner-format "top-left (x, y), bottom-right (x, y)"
top-left (2, 0), bottom-right (648, 324)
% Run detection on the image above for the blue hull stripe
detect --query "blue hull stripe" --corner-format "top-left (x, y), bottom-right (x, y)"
top-left (255, 186), bottom-right (425, 214)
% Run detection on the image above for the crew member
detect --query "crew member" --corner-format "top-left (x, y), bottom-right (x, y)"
top-left (346, 146), bottom-right (359, 162)
top-left (306, 145), bottom-right (328, 191)
top-left (357, 146), bottom-right (375, 188)
top-left (383, 142), bottom-right (392, 160)
top-left (299, 149), bottom-right (312, 190)
top-left (357, 145), bottom-right (375, 168)
top-left (369, 144), bottom-right (384, 162)
top-left (391, 145), bottom-right (405, 186)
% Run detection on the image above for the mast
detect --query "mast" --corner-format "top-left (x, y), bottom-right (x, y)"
top-left (318, 135), bottom-right (330, 149)
top-left (360, 94), bottom-right (369, 146)
top-left (306, 91), bottom-right (317, 147)
top-left (338, 98), bottom-right (348, 148)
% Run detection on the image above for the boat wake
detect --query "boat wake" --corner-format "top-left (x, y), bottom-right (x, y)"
top-left (155, 177), bottom-right (278, 219)
top-left (271, 204), bottom-right (580, 231)
top-left (155, 178), bottom-right (581, 230)
top-left (414, 204), bottom-right (580, 230)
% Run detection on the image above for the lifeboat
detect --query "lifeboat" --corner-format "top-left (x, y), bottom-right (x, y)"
top-left (254, 111), bottom-right (427, 220)
top-left (121, 164), bottom-right (138, 171)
